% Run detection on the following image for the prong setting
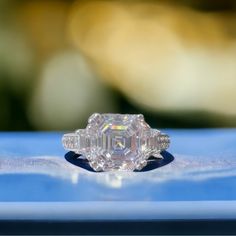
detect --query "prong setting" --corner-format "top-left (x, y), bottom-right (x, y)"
top-left (88, 113), bottom-right (102, 124)
top-left (136, 160), bottom-right (147, 171)
top-left (137, 114), bottom-right (144, 121)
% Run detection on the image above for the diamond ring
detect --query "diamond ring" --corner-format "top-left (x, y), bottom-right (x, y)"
top-left (62, 113), bottom-right (170, 172)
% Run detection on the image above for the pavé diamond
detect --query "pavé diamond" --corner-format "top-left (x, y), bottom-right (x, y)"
top-left (62, 113), bottom-right (170, 171)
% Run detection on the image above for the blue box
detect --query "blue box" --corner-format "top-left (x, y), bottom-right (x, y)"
top-left (0, 130), bottom-right (236, 234)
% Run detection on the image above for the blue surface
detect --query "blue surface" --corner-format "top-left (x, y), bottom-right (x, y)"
top-left (0, 130), bottom-right (236, 220)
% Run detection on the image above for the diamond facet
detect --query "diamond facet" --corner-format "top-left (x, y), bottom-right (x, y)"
top-left (84, 113), bottom-right (152, 171)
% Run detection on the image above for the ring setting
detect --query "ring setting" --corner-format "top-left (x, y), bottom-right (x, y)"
top-left (62, 113), bottom-right (170, 172)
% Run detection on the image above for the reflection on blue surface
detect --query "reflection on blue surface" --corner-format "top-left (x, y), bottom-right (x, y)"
top-left (0, 130), bottom-right (236, 202)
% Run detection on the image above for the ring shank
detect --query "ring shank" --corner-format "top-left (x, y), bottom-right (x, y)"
top-left (62, 133), bottom-right (79, 152)
top-left (157, 133), bottom-right (170, 151)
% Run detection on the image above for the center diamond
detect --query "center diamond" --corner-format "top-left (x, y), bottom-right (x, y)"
top-left (86, 113), bottom-right (151, 171)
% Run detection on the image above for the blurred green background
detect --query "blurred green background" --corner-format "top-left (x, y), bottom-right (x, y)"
top-left (0, 0), bottom-right (236, 131)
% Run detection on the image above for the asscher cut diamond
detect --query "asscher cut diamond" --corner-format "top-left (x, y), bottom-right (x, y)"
top-left (89, 114), bottom-right (148, 171)
top-left (62, 113), bottom-right (170, 171)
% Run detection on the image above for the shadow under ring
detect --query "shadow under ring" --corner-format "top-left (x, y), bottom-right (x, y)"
top-left (65, 151), bottom-right (174, 172)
